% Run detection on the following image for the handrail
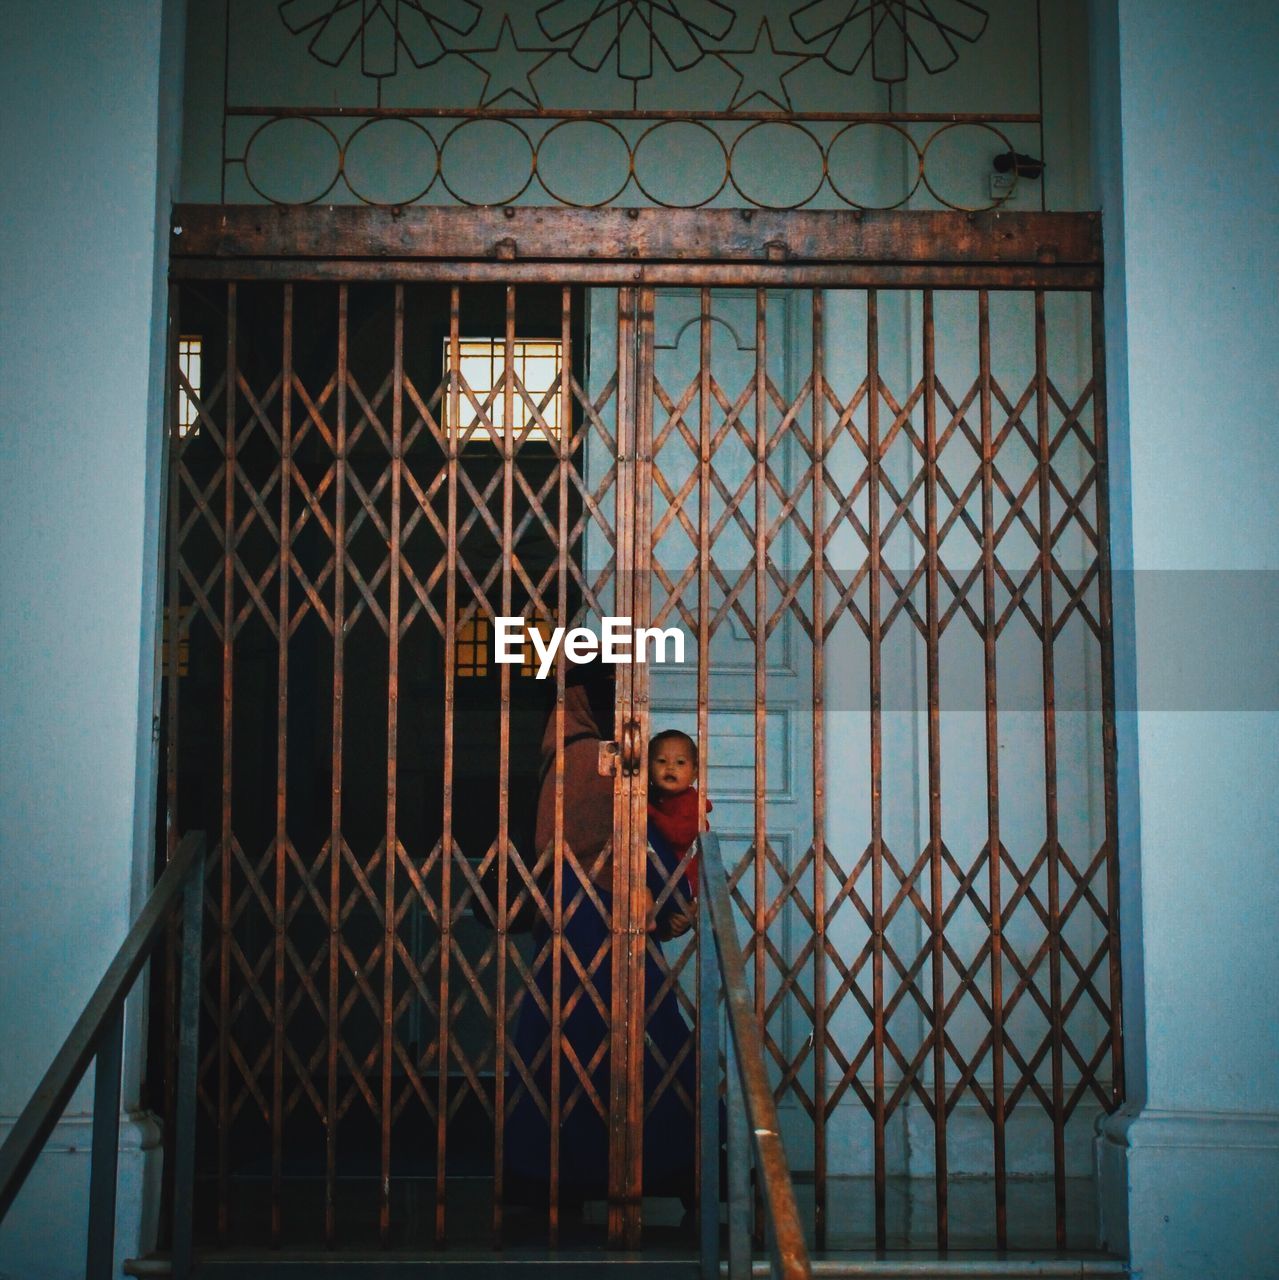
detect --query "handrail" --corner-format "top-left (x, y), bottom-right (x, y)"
top-left (0, 831), bottom-right (207, 1280)
top-left (697, 831), bottom-right (811, 1280)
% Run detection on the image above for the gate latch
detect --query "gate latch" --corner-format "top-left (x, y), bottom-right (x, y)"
top-left (620, 719), bottom-right (643, 777)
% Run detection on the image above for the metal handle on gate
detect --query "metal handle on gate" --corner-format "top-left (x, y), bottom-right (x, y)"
top-left (620, 719), bottom-right (643, 776)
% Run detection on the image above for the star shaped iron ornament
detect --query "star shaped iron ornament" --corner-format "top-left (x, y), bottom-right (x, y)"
top-left (460, 15), bottom-right (560, 110)
top-left (791, 0), bottom-right (989, 84)
top-left (279, 0), bottom-right (482, 77)
top-left (715, 18), bottom-right (810, 113)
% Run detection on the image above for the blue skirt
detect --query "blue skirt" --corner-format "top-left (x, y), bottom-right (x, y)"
top-left (505, 829), bottom-right (698, 1200)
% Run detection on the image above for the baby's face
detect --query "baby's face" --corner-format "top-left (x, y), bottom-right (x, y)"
top-left (650, 740), bottom-right (695, 795)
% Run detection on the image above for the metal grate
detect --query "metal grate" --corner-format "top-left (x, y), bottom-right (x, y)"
top-left (634, 285), bottom-right (1122, 1252)
top-left (159, 233), bottom-right (1120, 1253)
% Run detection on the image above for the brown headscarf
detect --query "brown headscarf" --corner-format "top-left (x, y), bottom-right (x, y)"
top-left (532, 665), bottom-right (615, 880)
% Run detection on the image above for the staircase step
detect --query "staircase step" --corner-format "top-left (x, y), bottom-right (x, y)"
top-left (127, 1252), bottom-right (701, 1278)
top-left (800, 1261), bottom-right (1126, 1279)
top-left (127, 1253), bottom-right (1126, 1279)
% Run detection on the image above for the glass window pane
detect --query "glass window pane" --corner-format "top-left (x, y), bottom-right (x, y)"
top-left (444, 336), bottom-right (562, 444)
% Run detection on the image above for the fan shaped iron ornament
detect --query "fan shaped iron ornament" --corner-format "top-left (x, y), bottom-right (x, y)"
top-left (278, 0), bottom-right (482, 77)
top-left (536, 0), bottom-right (734, 80)
top-left (791, 0), bottom-right (989, 84)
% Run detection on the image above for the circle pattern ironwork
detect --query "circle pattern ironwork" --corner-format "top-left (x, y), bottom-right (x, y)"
top-left (728, 122), bottom-right (826, 210)
top-left (343, 117), bottom-right (439, 206)
top-left (243, 117), bottom-right (342, 205)
top-left (826, 122), bottom-right (923, 211)
top-left (534, 119), bottom-right (633, 208)
top-left (920, 120), bottom-right (1019, 212)
top-left (234, 114), bottom-right (1022, 212)
top-left (631, 120), bottom-right (730, 209)
top-left (438, 119), bottom-right (537, 206)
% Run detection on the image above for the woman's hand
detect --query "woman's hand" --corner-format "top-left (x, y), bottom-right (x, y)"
top-left (662, 906), bottom-right (695, 938)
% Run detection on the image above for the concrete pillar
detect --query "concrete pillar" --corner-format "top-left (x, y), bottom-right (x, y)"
top-left (0, 1), bottom-right (185, 1276)
top-left (1090, 3), bottom-right (1279, 1277)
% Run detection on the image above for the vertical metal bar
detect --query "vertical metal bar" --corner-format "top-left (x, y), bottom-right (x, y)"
top-left (270, 282), bottom-right (293, 1246)
top-left (218, 4), bottom-right (230, 202)
top-left (978, 292), bottom-right (1009, 1248)
top-left (1089, 291), bottom-right (1125, 1106)
top-left (698, 865), bottom-right (721, 1280)
top-left (172, 852), bottom-right (206, 1280)
top-left (325, 284), bottom-right (348, 1247)
top-left (217, 281), bottom-right (237, 1242)
top-left (607, 287), bottom-right (637, 1248)
top-left (696, 286), bottom-right (714, 1258)
top-left (810, 289), bottom-right (828, 1251)
top-left (726, 1039), bottom-right (750, 1280)
top-left (1035, 0), bottom-right (1048, 213)
top-left (922, 289), bottom-right (949, 1247)
top-left (436, 285), bottom-right (461, 1246)
top-left (866, 289), bottom-right (888, 1250)
top-left (380, 284), bottom-right (405, 1245)
top-left (622, 285), bottom-right (657, 1249)
top-left (163, 290), bottom-right (184, 970)
top-left (752, 288), bottom-right (768, 1043)
top-left (751, 287), bottom-right (768, 1251)
top-left (1034, 291), bottom-right (1068, 1248)
top-left (696, 287), bottom-right (712, 829)
top-left (85, 1009), bottom-right (123, 1280)
top-left (492, 284), bottom-right (516, 1243)
top-left (547, 284), bottom-right (572, 1246)
top-left (160, 283), bottom-right (183, 1246)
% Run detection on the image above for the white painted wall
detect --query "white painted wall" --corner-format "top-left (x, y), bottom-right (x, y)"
top-left (0, 1), bottom-right (186, 1276)
top-left (1090, 1), bottom-right (1279, 1277)
top-left (19, 0), bottom-right (1265, 1267)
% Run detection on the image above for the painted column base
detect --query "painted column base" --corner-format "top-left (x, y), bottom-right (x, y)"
top-left (0, 1110), bottom-right (162, 1280)
top-left (1097, 1106), bottom-right (1279, 1280)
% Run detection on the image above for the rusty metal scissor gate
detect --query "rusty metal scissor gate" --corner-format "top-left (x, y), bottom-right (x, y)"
top-left (159, 207), bottom-right (1122, 1254)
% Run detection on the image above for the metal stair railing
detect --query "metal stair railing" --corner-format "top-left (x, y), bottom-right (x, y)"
top-left (697, 830), bottom-right (811, 1280)
top-left (0, 831), bottom-right (208, 1280)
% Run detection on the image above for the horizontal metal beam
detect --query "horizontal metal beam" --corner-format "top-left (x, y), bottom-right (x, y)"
top-left (124, 1253), bottom-right (1130, 1277)
top-left (170, 206), bottom-right (1101, 288)
top-left (170, 258), bottom-right (1099, 289)
top-left (226, 106), bottom-right (1042, 124)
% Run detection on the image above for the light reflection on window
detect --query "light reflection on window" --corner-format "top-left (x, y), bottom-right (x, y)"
top-left (444, 338), bottom-right (562, 443)
top-left (178, 336), bottom-right (202, 438)
top-left (520, 615), bottom-right (555, 677)
top-left (456, 616), bottom-right (489, 677)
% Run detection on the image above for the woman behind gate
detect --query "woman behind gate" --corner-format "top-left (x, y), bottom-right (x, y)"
top-left (504, 660), bottom-right (699, 1217)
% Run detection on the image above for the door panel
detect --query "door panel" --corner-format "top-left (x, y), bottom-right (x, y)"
top-left (638, 287), bottom-right (815, 1192)
top-left (163, 281), bottom-right (647, 1248)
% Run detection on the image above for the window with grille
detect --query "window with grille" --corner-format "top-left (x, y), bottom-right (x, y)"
top-left (456, 616), bottom-right (489, 677)
top-left (520, 616), bottom-right (555, 677)
top-left (177, 336), bottom-right (202, 438)
top-left (444, 338), bottom-right (562, 443)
